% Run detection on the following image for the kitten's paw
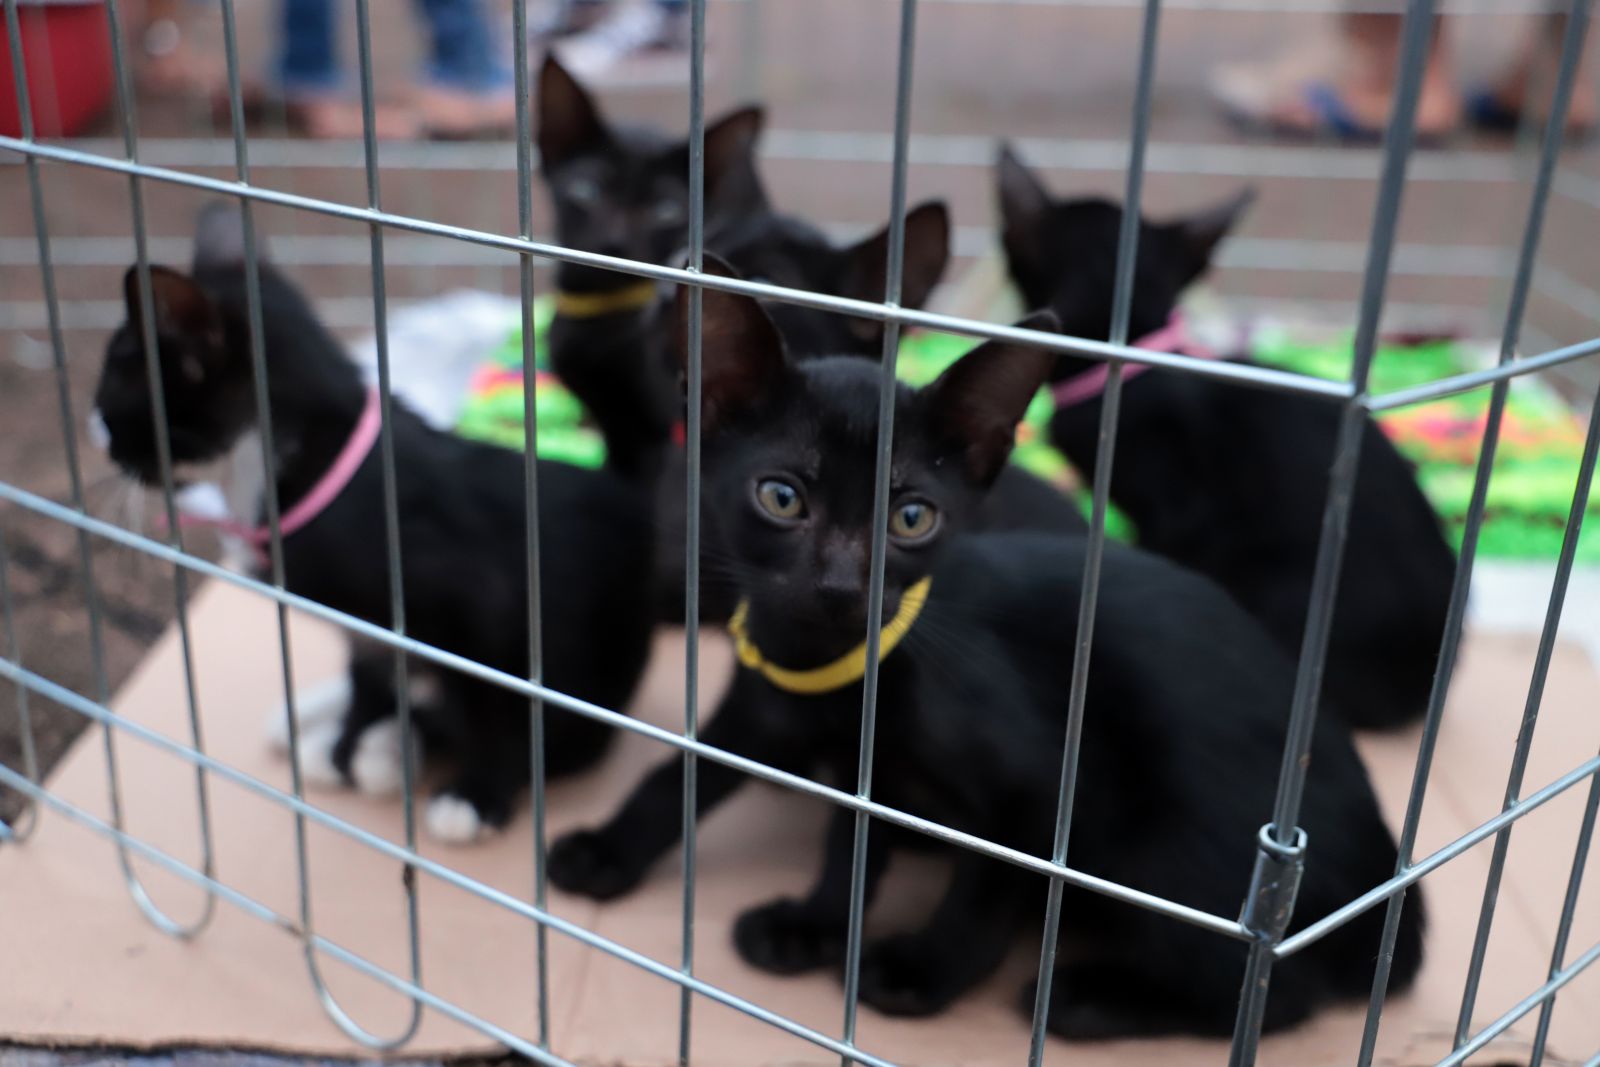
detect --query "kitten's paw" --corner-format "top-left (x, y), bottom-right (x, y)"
top-left (263, 674), bottom-right (353, 754)
top-left (548, 829), bottom-right (647, 900)
top-left (349, 719), bottom-right (412, 797)
top-left (857, 936), bottom-right (964, 1017)
top-left (297, 720), bottom-right (348, 790)
top-left (424, 794), bottom-right (502, 845)
top-left (733, 899), bottom-right (846, 975)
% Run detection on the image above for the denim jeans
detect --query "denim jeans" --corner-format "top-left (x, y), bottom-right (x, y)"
top-left (279, 0), bottom-right (511, 96)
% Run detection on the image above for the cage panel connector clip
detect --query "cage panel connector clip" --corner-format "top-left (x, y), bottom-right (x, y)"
top-left (1240, 823), bottom-right (1307, 944)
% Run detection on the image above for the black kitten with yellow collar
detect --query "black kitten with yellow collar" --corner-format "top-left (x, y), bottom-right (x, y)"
top-left (547, 259), bottom-right (1422, 1038)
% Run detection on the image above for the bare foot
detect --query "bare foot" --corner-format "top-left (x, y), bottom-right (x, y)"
top-left (414, 84), bottom-right (517, 140)
top-left (285, 96), bottom-right (421, 140)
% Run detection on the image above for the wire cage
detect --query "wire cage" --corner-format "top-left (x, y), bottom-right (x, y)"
top-left (1, 0), bottom-right (1599, 1065)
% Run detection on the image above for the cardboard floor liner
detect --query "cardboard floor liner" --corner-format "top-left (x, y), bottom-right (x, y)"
top-left (2, 579), bottom-right (1598, 1066)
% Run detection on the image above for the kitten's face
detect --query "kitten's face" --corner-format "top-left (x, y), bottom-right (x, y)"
top-left (996, 145), bottom-right (1252, 346)
top-left (537, 56), bottom-right (764, 292)
top-left (678, 261), bottom-right (1056, 636)
top-left (712, 201), bottom-right (951, 359)
top-left (94, 266), bottom-right (254, 485)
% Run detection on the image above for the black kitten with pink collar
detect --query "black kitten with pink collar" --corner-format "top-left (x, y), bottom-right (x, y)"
top-left (998, 144), bottom-right (1456, 731)
top-left (92, 203), bottom-right (657, 842)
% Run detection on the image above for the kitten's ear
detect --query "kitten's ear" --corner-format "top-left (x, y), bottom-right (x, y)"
top-left (192, 200), bottom-right (266, 270)
top-left (124, 266), bottom-right (226, 381)
top-left (675, 254), bottom-right (786, 433)
top-left (839, 200), bottom-right (951, 345)
top-left (538, 53), bottom-right (608, 168)
top-left (922, 311), bottom-right (1060, 486)
top-left (997, 142), bottom-right (1052, 242)
top-left (702, 105), bottom-right (764, 193)
top-left (1167, 187), bottom-right (1254, 285)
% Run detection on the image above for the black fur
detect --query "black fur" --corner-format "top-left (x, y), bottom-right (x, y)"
top-left (997, 144), bottom-right (1457, 731)
top-left (94, 204), bottom-right (657, 834)
top-left (548, 281), bottom-right (1423, 1037)
top-left (538, 60), bottom-right (1084, 624)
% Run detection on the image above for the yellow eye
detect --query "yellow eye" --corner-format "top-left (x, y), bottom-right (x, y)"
top-left (889, 500), bottom-right (939, 542)
top-left (755, 478), bottom-right (806, 521)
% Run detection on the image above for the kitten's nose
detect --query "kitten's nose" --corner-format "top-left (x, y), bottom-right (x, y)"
top-left (814, 545), bottom-right (867, 616)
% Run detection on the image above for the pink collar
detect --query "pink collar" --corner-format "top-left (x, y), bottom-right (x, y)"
top-left (1051, 312), bottom-right (1220, 409)
top-left (175, 387), bottom-right (383, 562)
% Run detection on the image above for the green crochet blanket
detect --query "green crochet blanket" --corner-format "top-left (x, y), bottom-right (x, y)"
top-left (457, 297), bottom-right (1597, 561)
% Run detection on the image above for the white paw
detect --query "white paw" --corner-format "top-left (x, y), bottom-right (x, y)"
top-left (264, 675), bottom-right (353, 754)
top-left (296, 719), bottom-right (347, 790)
top-left (349, 719), bottom-right (412, 797)
top-left (425, 795), bottom-right (489, 845)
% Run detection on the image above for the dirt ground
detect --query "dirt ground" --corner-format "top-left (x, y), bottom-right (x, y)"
top-left (3, 2), bottom-right (1599, 826)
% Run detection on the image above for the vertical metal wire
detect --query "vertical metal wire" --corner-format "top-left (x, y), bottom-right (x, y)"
top-left (510, 0), bottom-right (552, 1050)
top-left (0, 523), bottom-right (39, 843)
top-left (1529, 735), bottom-right (1600, 1066)
top-left (216, 0), bottom-right (418, 1049)
top-left (0, 0), bottom-right (58, 849)
top-left (295, 0), bottom-right (425, 1047)
top-left (838, 4), bottom-right (919, 1062)
top-left (679, 1), bottom-right (710, 1061)
top-left (1023, 0), bottom-right (1162, 1057)
top-left (1454, 369), bottom-right (1600, 1049)
top-left (1452, 15), bottom-right (1596, 1044)
top-left (101, 0), bottom-right (217, 938)
top-left (1352, 5), bottom-right (1591, 1063)
top-left (1228, 0), bottom-right (1435, 1062)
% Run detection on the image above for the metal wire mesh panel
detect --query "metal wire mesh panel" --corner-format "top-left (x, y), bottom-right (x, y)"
top-left (2, 1), bottom-right (1598, 1065)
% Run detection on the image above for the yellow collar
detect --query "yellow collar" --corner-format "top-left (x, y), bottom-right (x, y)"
top-left (727, 577), bottom-right (933, 695)
top-left (554, 280), bottom-right (658, 318)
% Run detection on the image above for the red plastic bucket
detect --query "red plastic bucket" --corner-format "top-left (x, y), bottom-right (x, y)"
top-left (0, 2), bottom-right (114, 138)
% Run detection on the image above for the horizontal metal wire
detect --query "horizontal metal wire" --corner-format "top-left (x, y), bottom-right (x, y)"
top-left (1434, 936), bottom-right (1600, 1067)
top-left (0, 133), bottom-right (1347, 401)
top-left (0, 232), bottom-right (1529, 280)
top-left (0, 480), bottom-right (1250, 939)
top-left (0, 664), bottom-right (900, 1067)
top-left (1275, 752), bottom-right (1600, 958)
top-left (7, 133), bottom-right (1572, 187)
top-left (1366, 335), bottom-right (1600, 411)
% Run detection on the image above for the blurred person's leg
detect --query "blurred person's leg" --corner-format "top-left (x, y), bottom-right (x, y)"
top-left (1471, 10), bottom-right (1596, 136)
top-left (553, 0), bottom-right (692, 87)
top-left (1211, 12), bottom-right (1461, 141)
top-left (413, 0), bottom-right (518, 137)
top-left (278, 0), bottom-right (417, 139)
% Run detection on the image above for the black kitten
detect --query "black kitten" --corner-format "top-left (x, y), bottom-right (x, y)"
top-left (998, 143), bottom-right (1456, 731)
top-left (547, 272), bottom-right (1422, 1038)
top-left (539, 53), bottom-right (767, 480)
top-left (93, 204), bottom-right (657, 843)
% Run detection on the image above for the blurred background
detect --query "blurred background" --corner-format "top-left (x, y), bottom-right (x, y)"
top-left (3, 0), bottom-right (1599, 818)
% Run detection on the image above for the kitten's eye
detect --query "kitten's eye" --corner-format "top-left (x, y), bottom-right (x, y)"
top-left (564, 176), bottom-right (601, 206)
top-left (889, 500), bottom-right (939, 543)
top-left (754, 478), bottom-right (806, 522)
top-left (652, 198), bottom-right (684, 225)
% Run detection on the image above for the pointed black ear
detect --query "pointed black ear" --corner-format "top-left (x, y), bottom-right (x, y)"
top-left (1168, 187), bottom-right (1255, 285)
top-left (675, 254), bottom-right (787, 434)
top-left (839, 200), bottom-right (951, 344)
top-left (921, 311), bottom-right (1060, 486)
top-left (125, 265), bottom-right (222, 341)
top-left (703, 105), bottom-right (764, 194)
top-left (997, 142), bottom-right (1052, 241)
top-left (192, 200), bottom-right (266, 270)
top-left (538, 53), bottom-right (608, 169)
